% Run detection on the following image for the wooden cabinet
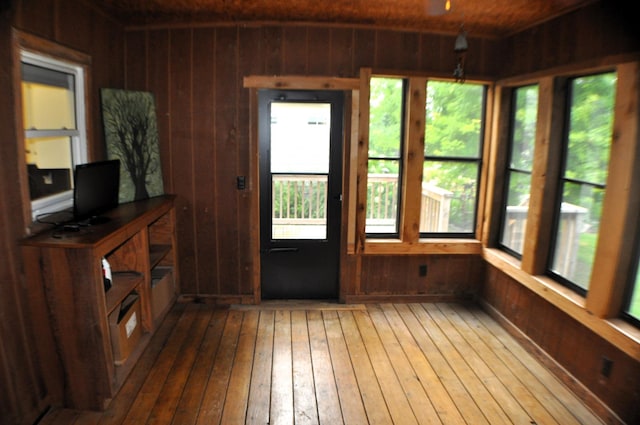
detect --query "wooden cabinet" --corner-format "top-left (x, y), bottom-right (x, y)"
top-left (21, 195), bottom-right (178, 411)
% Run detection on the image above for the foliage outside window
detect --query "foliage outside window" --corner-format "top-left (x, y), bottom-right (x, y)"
top-left (21, 51), bottom-right (87, 220)
top-left (623, 228), bottom-right (640, 325)
top-left (366, 77), bottom-right (404, 236)
top-left (421, 81), bottom-right (485, 236)
top-left (500, 85), bottom-right (539, 255)
top-left (549, 72), bottom-right (616, 293)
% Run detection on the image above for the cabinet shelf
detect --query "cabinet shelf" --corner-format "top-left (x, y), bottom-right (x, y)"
top-left (105, 272), bottom-right (144, 315)
top-left (149, 244), bottom-right (171, 269)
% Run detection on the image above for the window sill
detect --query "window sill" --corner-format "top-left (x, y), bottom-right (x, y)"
top-left (483, 248), bottom-right (640, 361)
top-left (361, 238), bottom-right (482, 254)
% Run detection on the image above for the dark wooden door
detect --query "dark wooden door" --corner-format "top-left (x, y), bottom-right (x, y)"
top-left (259, 89), bottom-right (344, 299)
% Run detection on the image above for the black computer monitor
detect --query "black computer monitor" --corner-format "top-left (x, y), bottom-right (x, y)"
top-left (73, 159), bottom-right (120, 225)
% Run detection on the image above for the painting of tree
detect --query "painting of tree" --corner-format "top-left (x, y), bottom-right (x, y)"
top-left (101, 89), bottom-right (164, 203)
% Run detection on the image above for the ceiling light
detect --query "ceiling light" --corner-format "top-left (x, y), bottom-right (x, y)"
top-left (426, 0), bottom-right (450, 16)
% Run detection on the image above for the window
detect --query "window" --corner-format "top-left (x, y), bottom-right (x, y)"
top-left (624, 237), bottom-right (640, 326)
top-left (421, 81), bottom-right (485, 236)
top-left (548, 72), bottom-right (616, 294)
top-left (499, 85), bottom-right (539, 255)
top-left (366, 77), bottom-right (405, 236)
top-left (21, 50), bottom-right (87, 220)
top-left (362, 75), bottom-right (487, 243)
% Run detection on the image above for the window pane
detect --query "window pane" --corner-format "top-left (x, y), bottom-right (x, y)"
top-left (22, 79), bottom-right (76, 130)
top-left (366, 160), bottom-right (399, 234)
top-left (270, 102), bottom-right (330, 173)
top-left (369, 77), bottom-right (403, 158)
top-left (26, 136), bottom-right (73, 200)
top-left (551, 182), bottom-right (604, 290)
top-left (550, 72), bottom-right (615, 293)
top-left (367, 76), bottom-right (404, 236)
top-left (511, 86), bottom-right (538, 170)
top-left (25, 136), bottom-right (72, 169)
top-left (625, 263), bottom-right (640, 323)
top-left (501, 171), bottom-right (532, 254)
top-left (425, 81), bottom-right (484, 158)
top-left (564, 74), bottom-right (616, 186)
top-left (422, 161), bottom-right (478, 233)
top-left (500, 85), bottom-right (538, 254)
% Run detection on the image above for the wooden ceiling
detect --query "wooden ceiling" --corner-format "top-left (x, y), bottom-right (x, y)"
top-left (102, 0), bottom-right (596, 38)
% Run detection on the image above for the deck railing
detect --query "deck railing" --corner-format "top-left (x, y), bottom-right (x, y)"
top-left (273, 176), bottom-right (586, 278)
top-left (503, 203), bottom-right (587, 278)
top-left (419, 182), bottom-right (453, 232)
top-left (272, 174), bottom-right (453, 233)
top-left (272, 175), bottom-right (327, 225)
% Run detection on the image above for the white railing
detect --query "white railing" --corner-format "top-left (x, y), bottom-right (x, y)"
top-left (420, 182), bottom-right (453, 232)
top-left (365, 174), bottom-right (398, 231)
top-left (272, 175), bottom-right (586, 278)
top-left (272, 175), bottom-right (327, 226)
top-left (503, 202), bottom-right (587, 278)
top-left (272, 174), bottom-right (453, 234)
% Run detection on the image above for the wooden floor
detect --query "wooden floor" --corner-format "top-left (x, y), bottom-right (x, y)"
top-left (40, 302), bottom-right (604, 425)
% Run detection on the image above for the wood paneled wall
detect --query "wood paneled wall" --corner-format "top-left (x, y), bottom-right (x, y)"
top-left (500, 1), bottom-right (637, 78)
top-left (123, 24), bottom-right (499, 298)
top-left (0, 1), bottom-right (124, 423)
top-left (0, 5), bottom-right (41, 425)
top-left (357, 254), bottom-right (485, 299)
top-left (1, 0), bottom-right (638, 423)
top-left (482, 264), bottom-right (640, 424)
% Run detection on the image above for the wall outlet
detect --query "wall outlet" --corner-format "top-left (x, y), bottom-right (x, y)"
top-left (601, 357), bottom-right (613, 377)
top-left (419, 264), bottom-right (428, 277)
top-left (236, 176), bottom-right (246, 190)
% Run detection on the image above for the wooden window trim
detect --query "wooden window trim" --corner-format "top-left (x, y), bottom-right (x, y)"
top-left (483, 61), bottom-right (640, 359)
top-left (587, 62), bottom-right (640, 317)
top-left (357, 69), bottom-right (492, 254)
top-left (12, 30), bottom-right (92, 232)
top-left (485, 248), bottom-right (640, 361)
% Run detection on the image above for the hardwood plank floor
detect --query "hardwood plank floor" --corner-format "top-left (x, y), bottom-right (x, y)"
top-left (39, 302), bottom-right (605, 425)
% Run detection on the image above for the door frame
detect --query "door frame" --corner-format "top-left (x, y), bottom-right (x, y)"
top-left (244, 76), bottom-right (360, 304)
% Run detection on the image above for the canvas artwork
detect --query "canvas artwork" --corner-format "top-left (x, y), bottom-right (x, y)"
top-left (101, 88), bottom-right (164, 203)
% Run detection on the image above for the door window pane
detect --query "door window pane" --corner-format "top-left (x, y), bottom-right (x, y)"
top-left (272, 175), bottom-right (327, 239)
top-left (270, 102), bottom-right (330, 173)
top-left (269, 102), bottom-right (331, 240)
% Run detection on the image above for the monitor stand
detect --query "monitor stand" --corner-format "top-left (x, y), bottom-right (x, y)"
top-left (81, 216), bottom-right (111, 226)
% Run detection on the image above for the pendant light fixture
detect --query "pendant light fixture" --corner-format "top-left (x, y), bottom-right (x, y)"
top-left (453, 23), bottom-right (468, 83)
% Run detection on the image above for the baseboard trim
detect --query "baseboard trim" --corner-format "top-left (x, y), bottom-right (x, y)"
top-left (343, 293), bottom-right (474, 304)
top-left (478, 299), bottom-right (624, 425)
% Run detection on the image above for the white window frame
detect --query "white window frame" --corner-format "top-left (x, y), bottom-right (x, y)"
top-left (21, 50), bottom-right (88, 220)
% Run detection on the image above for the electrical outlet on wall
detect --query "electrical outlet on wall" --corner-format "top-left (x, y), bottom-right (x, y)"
top-left (419, 264), bottom-right (428, 277)
top-left (601, 357), bottom-right (613, 377)
top-left (236, 176), bottom-right (246, 190)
